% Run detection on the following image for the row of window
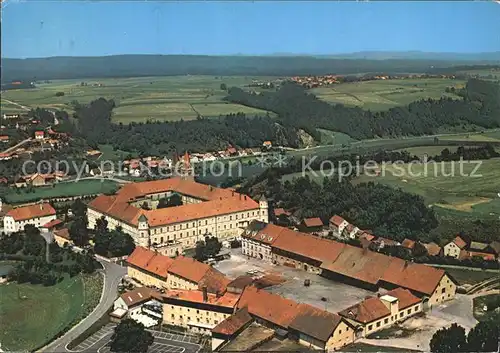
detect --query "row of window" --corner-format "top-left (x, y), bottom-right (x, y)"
top-left (366, 306), bottom-right (419, 331)
top-left (170, 314), bottom-right (219, 325)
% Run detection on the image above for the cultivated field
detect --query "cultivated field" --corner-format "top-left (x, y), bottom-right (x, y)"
top-left (310, 78), bottom-right (464, 111)
top-left (353, 158), bottom-right (500, 218)
top-left (0, 76), bottom-right (276, 122)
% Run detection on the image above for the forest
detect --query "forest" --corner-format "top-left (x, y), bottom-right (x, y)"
top-left (3, 55), bottom-right (495, 83)
top-left (225, 78), bottom-right (500, 140)
top-left (249, 174), bottom-right (438, 242)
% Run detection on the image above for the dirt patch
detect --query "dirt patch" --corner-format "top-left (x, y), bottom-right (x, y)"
top-left (435, 197), bottom-right (491, 212)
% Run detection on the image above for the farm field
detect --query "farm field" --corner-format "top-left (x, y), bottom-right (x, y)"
top-left (352, 158), bottom-right (500, 218)
top-left (0, 75), bottom-right (277, 123)
top-left (0, 274), bottom-right (101, 352)
top-left (439, 130), bottom-right (500, 142)
top-left (395, 145), bottom-right (459, 158)
top-left (3, 179), bottom-right (119, 204)
top-left (310, 78), bottom-right (464, 111)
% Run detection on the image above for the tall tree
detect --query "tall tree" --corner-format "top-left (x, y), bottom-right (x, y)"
top-left (109, 319), bottom-right (153, 353)
top-left (467, 319), bottom-right (500, 352)
top-left (430, 323), bottom-right (468, 353)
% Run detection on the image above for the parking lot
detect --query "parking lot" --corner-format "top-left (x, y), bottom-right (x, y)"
top-left (214, 249), bottom-right (374, 313)
top-left (70, 324), bottom-right (201, 353)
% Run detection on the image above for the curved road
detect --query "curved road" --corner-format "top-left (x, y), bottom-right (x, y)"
top-left (42, 260), bottom-right (126, 352)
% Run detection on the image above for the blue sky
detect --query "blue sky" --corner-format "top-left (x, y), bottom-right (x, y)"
top-left (2, 1), bottom-right (500, 58)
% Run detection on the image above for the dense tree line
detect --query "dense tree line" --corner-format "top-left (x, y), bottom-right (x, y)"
top-left (0, 225), bottom-right (99, 285)
top-left (4, 55), bottom-right (488, 82)
top-left (93, 218), bottom-right (135, 258)
top-left (67, 98), bottom-right (300, 155)
top-left (194, 236), bottom-right (222, 262)
top-left (430, 319), bottom-right (499, 353)
top-left (225, 79), bottom-right (500, 141)
top-left (248, 175), bottom-right (437, 241)
top-left (428, 144), bottom-right (500, 162)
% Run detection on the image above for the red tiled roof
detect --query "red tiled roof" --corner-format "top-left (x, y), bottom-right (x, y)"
top-left (303, 217), bottom-right (323, 228)
top-left (197, 268), bottom-right (231, 294)
top-left (271, 227), bottom-right (346, 263)
top-left (42, 219), bottom-right (63, 228)
top-left (385, 288), bottom-right (421, 309)
top-left (167, 255), bottom-right (211, 283)
top-left (452, 236), bottom-right (468, 249)
top-left (127, 247), bottom-right (170, 278)
top-left (401, 239), bottom-right (416, 250)
top-left (241, 221), bottom-right (287, 246)
top-left (381, 258), bottom-right (445, 296)
top-left (163, 288), bottom-right (240, 308)
top-left (329, 215), bottom-right (345, 227)
top-left (0, 135), bottom-right (9, 141)
top-left (289, 303), bottom-right (344, 342)
top-left (88, 178), bottom-right (259, 227)
top-left (338, 296), bottom-right (390, 324)
top-left (6, 203), bottom-right (56, 221)
top-left (237, 286), bottom-right (299, 328)
top-left (53, 228), bottom-right (70, 240)
top-left (359, 232), bottom-right (375, 241)
top-left (468, 251), bottom-right (495, 261)
top-left (424, 242), bottom-right (442, 257)
top-left (274, 208), bottom-right (290, 217)
top-left (320, 246), bottom-right (393, 285)
top-left (35, 131), bottom-right (44, 136)
top-left (120, 287), bottom-right (160, 308)
top-left (212, 308), bottom-right (253, 336)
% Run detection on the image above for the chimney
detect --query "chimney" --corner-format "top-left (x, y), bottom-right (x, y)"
top-left (202, 286), bottom-right (208, 302)
top-left (239, 194), bottom-right (242, 200)
top-left (232, 191), bottom-right (234, 197)
top-left (244, 196), bottom-right (247, 200)
top-left (215, 290), bottom-right (221, 298)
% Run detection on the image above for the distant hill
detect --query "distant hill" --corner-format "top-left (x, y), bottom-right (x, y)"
top-left (2, 54), bottom-right (499, 82)
top-left (316, 51), bottom-right (500, 61)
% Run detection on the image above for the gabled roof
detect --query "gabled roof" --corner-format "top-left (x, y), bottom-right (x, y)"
top-left (451, 235), bottom-right (468, 249)
top-left (302, 217), bottom-right (323, 228)
top-left (329, 215), bottom-right (345, 227)
top-left (241, 221), bottom-right (286, 246)
top-left (274, 208), bottom-right (290, 217)
top-left (167, 255), bottom-right (211, 283)
top-left (288, 303), bottom-right (344, 343)
top-left (380, 258), bottom-right (445, 296)
top-left (119, 287), bottom-right (159, 308)
top-left (42, 218), bottom-right (63, 229)
top-left (320, 246), bottom-right (393, 285)
top-left (338, 296), bottom-right (390, 324)
top-left (469, 241), bottom-right (489, 251)
top-left (126, 246), bottom-right (173, 278)
top-left (53, 228), bottom-right (70, 240)
top-left (237, 286), bottom-right (299, 328)
top-left (424, 242), bottom-right (442, 257)
top-left (162, 289), bottom-right (240, 308)
top-left (385, 288), bottom-right (421, 309)
top-left (401, 239), bottom-right (416, 250)
top-left (6, 203), bottom-right (56, 221)
top-left (212, 308), bottom-right (253, 336)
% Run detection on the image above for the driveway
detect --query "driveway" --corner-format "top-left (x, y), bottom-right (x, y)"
top-left (41, 260), bottom-right (126, 352)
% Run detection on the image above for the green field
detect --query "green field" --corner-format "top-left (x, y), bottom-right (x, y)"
top-left (0, 76), bottom-right (276, 123)
top-left (396, 145), bottom-right (459, 157)
top-left (0, 274), bottom-right (102, 351)
top-left (3, 179), bottom-right (119, 204)
top-left (439, 130), bottom-right (500, 142)
top-left (310, 78), bottom-right (464, 111)
top-left (353, 158), bottom-right (500, 218)
top-left (473, 294), bottom-right (500, 322)
top-left (444, 268), bottom-right (499, 286)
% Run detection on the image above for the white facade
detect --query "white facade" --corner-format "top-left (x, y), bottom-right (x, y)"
top-left (443, 242), bottom-right (461, 259)
top-left (3, 214), bottom-right (56, 234)
top-left (88, 192), bottom-right (268, 253)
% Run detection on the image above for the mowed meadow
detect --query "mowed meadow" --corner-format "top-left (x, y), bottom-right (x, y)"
top-left (310, 78), bottom-right (465, 111)
top-left (0, 76), bottom-right (276, 123)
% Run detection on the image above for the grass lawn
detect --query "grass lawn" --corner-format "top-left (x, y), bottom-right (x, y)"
top-left (352, 158), bottom-right (500, 218)
top-left (1, 75), bottom-right (277, 123)
top-left (395, 145), bottom-right (459, 158)
top-left (0, 273), bottom-right (102, 351)
top-left (310, 78), bottom-right (464, 111)
top-left (3, 179), bottom-right (119, 204)
top-left (444, 268), bottom-right (499, 286)
top-left (341, 343), bottom-right (421, 352)
top-left (439, 130), bottom-right (500, 142)
top-left (97, 144), bottom-right (138, 161)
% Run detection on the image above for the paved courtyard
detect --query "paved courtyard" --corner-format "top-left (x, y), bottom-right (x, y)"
top-left (69, 323), bottom-right (201, 353)
top-left (214, 249), bottom-right (374, 313)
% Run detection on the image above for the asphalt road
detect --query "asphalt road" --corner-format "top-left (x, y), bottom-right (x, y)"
top-left (42, 260), bottom-right (126, 352)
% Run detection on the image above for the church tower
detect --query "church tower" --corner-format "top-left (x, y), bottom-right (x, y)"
top-left (258, 195), bottom-right (269, 223)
